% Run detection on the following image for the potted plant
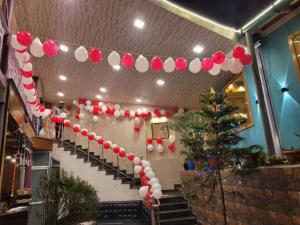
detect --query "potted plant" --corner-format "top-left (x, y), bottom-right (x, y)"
top-left (282, 133), bottom-right (300, 164)
top-left (267, 154), bottom-right (286, 165)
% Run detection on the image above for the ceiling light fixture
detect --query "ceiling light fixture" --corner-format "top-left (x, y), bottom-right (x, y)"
top-left (134, 18), bottom-right (145, 29)
top-left (156, 79), bottom-right (165, 86)
top-left (96, 95), bottom-right (102, 99)
top-left (59, 44), bottom-right (69, 52)
top-left (113, 65), bottom-right (121, 70)
top-left (136, 98), bottom-right (142, 103)
top-left (59, 75), bottom-right (67, 81)
top-left (100, 87), bottom-right (107, 93)
top-left (193, 45), bottom-right (204, 54)
top-left (57, 92), bottom-right (64, 97)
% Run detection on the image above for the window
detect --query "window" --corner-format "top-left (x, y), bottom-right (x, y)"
top-left (288, 30), bottom-right (300, 81)
top-left (224, 73), bottom-right (254, 131)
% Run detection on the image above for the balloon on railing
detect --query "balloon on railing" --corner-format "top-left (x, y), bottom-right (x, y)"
top-left (121, 53), bottom-right (135, 68)
top-left (43, 39), bottom-right (58, 57)
top-left (30, 37), bottom-right (44, 57)
top-left (150, 56), bottom-right (163, 72)
top-left (89, 48), bottom-right (102, 63)
top-left (17, 31), bottom-right (33, 46)
top-left (147, 144), bottom-right (154, 152)
top-left (135, 55), bottom-right (149, 73)
top-left (141, 160), bottom-right (151, 168)
top-left (202, 58), bottom-right (214, 72)
top-left (138, 186), bottom-right (149, 198)
top-left (149, 177), bottom-right (159, 185)
top-left (151, 183), bottom-right (162, 192)
top-left (189, 58), bottom-right (201, 74)
top-left (75, 46), bottom-right (88, 62)
top-left (157, 144), bottom-right (164, 153)
top-left (88, 132), bottom-right (96, 140)
top-left (175, 57), bottom-right (187, 71)
top-left (144, 166), bottom-right (152, 174)
top-left (64, 120), bottom-right (71, 127)
top-left (119, 148), bottom-right (126, 157)
top-left (152, 189), bottom-right (162, 199)
top-left (133, 157), bottom-right (141, 165)
top-left (11, 34), bottom-right (27, 51)
top-left (163, 57), bottom-right (175, 73)
top-left (108, 51), bottom-right (121, 66)
top-left (134, 165), bottom-right (143, 174)
top-left (128, 153), bottom-right (135, 161)
top-left (73, 124), bottom-right (80, 132)
top-left (103, 141), bottom-right (111, 149)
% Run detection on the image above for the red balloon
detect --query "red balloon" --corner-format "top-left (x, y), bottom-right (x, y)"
top-left (134, 126), bottom-right (141, 132)
top-left (64, 120), bottom-right (71, 127)
top-left (23, 82), bottom-right (35, 90)
top-left (39, 105), bottom-right (45, 112)
top-left (103, 142), bottom-right (111, 149)
top-left (168, 143), bottom-right (175, 152)
top-left (156, 137), bottom-right (163, 144)
top-left (89, 48), bottom-right (102, 63)
top-left (15, 47), bottom-right (28, 54)
top-left (232, 47), bottom-right (245, 59)
top-left (113, 146), bottom-right (120, 154)
top-left (202, 58), bottom-right (214, 72)
top-left (75, 114), bottom-right (80, 119)
top-left (119, 149), bottom-right (126, 158)
top-left (150, 56), bottom-right (163, 72)
top-left (51, 116), bottom-right (58, 123)
top-left (21, 70), bottom-right (33, 78)
top-left (97, 138), bottom-right (104, 145)
top-left (135, 112), bottom-right (141, 118)
top-left (175, 57), bottom-right (187, 71)
top-left (142, 176), bottom-right (149, 186)
top-left (140, 170), bottom-right (145, 177)
top-left (165, 111), bottom-right (171, 118)
top-left (42, 39), bottom-right (58, 57)
top-left (81, 129), bottom-right (88, 136)
top-left (121, 53), bottom-right (135, 68)
top-left (212, 51), bottom-right (226, 64)
top-left (128, 153), bottom-right (135, 161)
top-left (146, 138), bottom-right (153, 145)
top-left (73, 126), bottom-right (80, 133)
top-left (57, 118), bottom-right (63, 124)
top-left (124, 110), bottom-right (130, 117)
top-left (88, 133), bottom-right (95, 141)
top-left (17, 31), bottom-right (33, 46)
top-left (93, 105), bottom-right (99, 115)
top-left (239, 54), bottom-right (252, 65)
top-left (66, 105), bottom-right (72, 111)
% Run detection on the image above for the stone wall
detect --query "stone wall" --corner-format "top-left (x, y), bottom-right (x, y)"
top-left (181, 165), bottom-right (300, 225)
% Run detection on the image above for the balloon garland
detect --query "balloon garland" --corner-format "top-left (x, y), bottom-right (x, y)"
top-left (51, 116), bottom-right (163, 202)
top-left (13, 31), bottom-right (253, 77)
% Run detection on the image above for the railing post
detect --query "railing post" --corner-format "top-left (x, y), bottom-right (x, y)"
top-left (101, 146), bottom-right (104, 170)
top-left (74, 133), bottom-right (77, 154)
top-left (117, 155), bottom-right (119, 178)
top-left (132, 162), bottom-right (135, 188)
top-left (87, 139), bottom-right (90, 162)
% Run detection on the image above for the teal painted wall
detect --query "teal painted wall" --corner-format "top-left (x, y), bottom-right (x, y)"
top-left (240, 14), bottom-right (300, 151)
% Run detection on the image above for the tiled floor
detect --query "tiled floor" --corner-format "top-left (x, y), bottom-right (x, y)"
top-left (97, 219), bottom-right (147, 225)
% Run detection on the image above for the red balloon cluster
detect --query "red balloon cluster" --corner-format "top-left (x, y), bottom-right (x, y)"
top-left (232, 46), bottom-right (252, 66)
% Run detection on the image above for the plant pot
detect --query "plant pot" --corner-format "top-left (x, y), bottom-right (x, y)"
top-left (207, 156), bottom-right (220, 168)
top-left (283, 151), bottom-right (300, 164)
top-left (194, 159), bottom-right (205, 170)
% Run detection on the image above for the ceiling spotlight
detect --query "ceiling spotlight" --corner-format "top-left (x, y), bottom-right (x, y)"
top-left (57, 92), bottom-right (64, 97)
top-left (59, 44), bottom-right (69, 52)
top-left (156, 79), bottom-right (165, 86)
top-left (193, 45), bottom-right (204, 54)
top-left (134, 18), bottom-right (145, 29)
top-left (59, 75), bottom-right (67, 81)
top-left (96, 95), bottom-right (102, 99)
top-left (5, 155), bottom-right (12, 160)
top-left (113, 65), bottom-right (121, 70)
top-left (136, 98), bottom-right (142, 103)
top-left (100, 87), bottom-right (107, 93)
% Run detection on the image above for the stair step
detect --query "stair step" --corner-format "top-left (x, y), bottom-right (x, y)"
top-left (159, 208), bottom-right (193, 219)
top-left (159, 196), bottom-right (185, 204)
top-left (160, 215), bottom-right (197, 225)
top-left (159, 201), bottom-right (188, 211)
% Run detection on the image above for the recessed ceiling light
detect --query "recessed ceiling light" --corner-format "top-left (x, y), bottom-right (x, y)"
top-left (59, 44), bottom-right (69, 52)
top-left (100, 87), bottom-right (107, 93)
top-left (193, 45), bottom-right (204, 54)
top-left (59, 75), bottom-right (67, 81)
top-left (156, 79), bottom-right (165, 86)
top-left (136, 98), bottom-right (142, 103)
top-left (57, 92), bottom-right (64, 97)
top-left (113, 65), bottom-right (121, 70)
top-left (134, 18), bottom-right (145, 29)
top-left (96, 95), bottom-right (102, 99)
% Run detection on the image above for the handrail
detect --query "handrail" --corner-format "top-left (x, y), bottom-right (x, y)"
top-left (60, 140), bottom-right (136, 182)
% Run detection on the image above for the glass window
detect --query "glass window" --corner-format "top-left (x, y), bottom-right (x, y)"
top-left (224, 73), bottom-right (254, 131)
top-left (288, 30), bottom-right (300, 80)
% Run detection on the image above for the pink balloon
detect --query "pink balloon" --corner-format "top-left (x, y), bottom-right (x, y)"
top-left (202, 58), bottom-right (214, 72)
top-left (239, 54), bottom-right (252, 65)
top-left (121, 53), bottom-right (135, 68)
top-left (42, 39), bottom-right (58, 57)
top-left (21, 70), bottom-right (32, 78)
top-left (23, 82), bottom-right (35, 90)
top-left (150, 56), bottom-right (163, 71)
top-left (232, 47), bottom-right (245, 59)
top-left (89, 48), bottom-right (102, 63)
top-left (212, 51), bottom-right (225, 64)
top-left (175, 57), bottom-right (187, 71)
top-left (17, 31), bottom-right (33, 46)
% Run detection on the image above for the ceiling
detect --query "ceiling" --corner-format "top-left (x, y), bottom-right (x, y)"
top-left (170, 0), bottom-right (276, 29)
top-left (13, 0), bottom-right (237, 109)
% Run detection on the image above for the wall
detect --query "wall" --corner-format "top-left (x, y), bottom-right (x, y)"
top-left (61, 103), bottom-right (185, 190)
top-left (240, 14), bottom-right (300, 150)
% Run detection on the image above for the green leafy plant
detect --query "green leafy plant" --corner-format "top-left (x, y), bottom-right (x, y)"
top-left (39, 168), bottom-right (98, 225)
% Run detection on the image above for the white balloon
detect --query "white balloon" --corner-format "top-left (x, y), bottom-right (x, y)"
top-left (102, 105), bottom-right (108, 112)
top-left (98, 102), bottom-right (104, 106)
top-left (142, 108), bottom-right (148, 113)
top-left (11, 34), bottom-right (26, 51)
top-left (20, 62), bottom-right (32, 72)
top-left (108, 51), bottom-right (121, 66)
top-left (169, 135), bottom-right (176, 144)
top-left (163, 57), bottom-right (175, 73)
top-left (137, 108), bottom-right (142, 115)
top-left (130, 111), bottom-right (135, 118)
top-left (134, 165), bottom-right (143, 174)
top-left (15, 51), bottom-right (30, 63)
top-left (111, 144), bottom-right (118, 149)
top-left (74, 46), bottom-right (88, 62)
top-left (151, 183), bottom-right (162, 192)
top-left (93, 115), bottom-right (99, 122)
top-left (79, 112), bottom-right (85, 119)
top-left (209, 64), bottom-right (221, 76)
top-left (86, 100), bottom-right (91, 105)
top-left (84, 105), bottom-right (91, 111)
top-left (73, 124), bottom-right (80, 129)
top-left (149, 178), bottom-right (159, 186)
top-left (73, 100), bottom-right (78, 106)
top-left (79, 104), bottom-right (84, 110)
top-left (141, 160), bottom-right (151, 168)
top-left (133, 157), bottom-right (141, 165)
top-left (41, 109), bottom-right (51, 119)
top-left (157, 144), bottom-right (164, 153)
top-left (120, 109), bottom-right (125, 117)
top-left (30, 38), bottom-right (44, 57)
top-left (144, 166), bottom-right (153, 174)
top-left (60, 112), bottom-right (67, 119)
top-left (152, 189), bottom-right (162, 199)
top-left (138, 186), bottom-right (149, 198)
top-left (39, 128), bottom-right (46, 136)
top-left (114, 104), bottom-right (121, 110)
top-left (134, 117), bottom-right (141, 125)
top-left (160, 109), bottom-right (166, 116)
top-left (95, 136), bottom-right (100, 141)
top-left (220, 58), bottom-right (231, 71)
top-left (114, 110), bottom-right (121, 118)
top-left (135, 55), bottom-right (149, 73)
top-left (24, 88), bottom-right (35, 96)
top-left (189, 58), bottom-right (201, 73)
top-left (146, 171), bottom-right (155, 180)
top-left (22, 76), bottom-right (33, 85)
top-left (27, 95), bottom-right (37, 102)
top-left (147, 144), bottom-right (154, 152)
top-left (230, 59), bottom-right (243, 74)
top-left (88, 106), bottom-right (93, 112)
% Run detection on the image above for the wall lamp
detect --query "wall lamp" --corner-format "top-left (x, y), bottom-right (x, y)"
top-left (281, 87), bottom-right (289, 93)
